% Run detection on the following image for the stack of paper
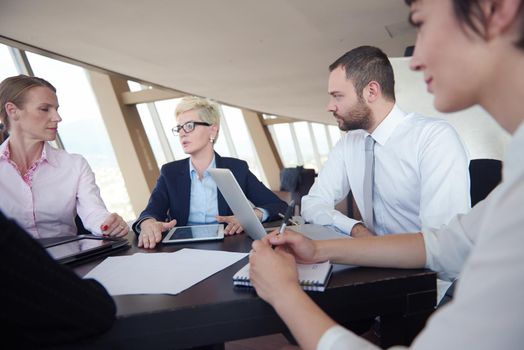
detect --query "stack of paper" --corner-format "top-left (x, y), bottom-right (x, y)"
top-left (84, 248), bottom-right (247, 295)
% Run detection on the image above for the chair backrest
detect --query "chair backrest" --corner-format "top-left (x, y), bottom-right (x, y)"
top-left (280, 166), bottom-right (316, 213)
top-left (469, 159), bottom-right (502, 206)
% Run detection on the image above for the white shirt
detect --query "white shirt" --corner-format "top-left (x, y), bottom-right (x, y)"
top-left (0, 140), bottom-right (110, 238)
top-left (317, 122), bottom-right (524, 350)
top-left (301, 105), bottom-right (471, 235)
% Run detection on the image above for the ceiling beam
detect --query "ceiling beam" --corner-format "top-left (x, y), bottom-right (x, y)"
top-left (121, 88), bottom-right (186, 105)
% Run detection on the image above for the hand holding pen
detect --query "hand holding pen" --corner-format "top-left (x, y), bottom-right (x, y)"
top-left (279, 200), bottom-right (295, 235)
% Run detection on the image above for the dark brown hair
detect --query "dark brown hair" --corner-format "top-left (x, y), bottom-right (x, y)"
top-left (329, 45), bottom-right (396, 102)
top-left (406, 0), bottom-right (524, 49)
top-left (0, 75), bottom-right (56, 132)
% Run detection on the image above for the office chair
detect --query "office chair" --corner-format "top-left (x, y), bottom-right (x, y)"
top-left (469, 158), bottom-right (503, 206)
top-left (438, 158), bottom-right (503, 307)
top-left (279, 166), bottom-right (316, 214)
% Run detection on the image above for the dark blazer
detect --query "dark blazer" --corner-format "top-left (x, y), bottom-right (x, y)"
top-left (0, 210), bottom-right (116, 347)
top-left (132, 153), bottom-right (287, 234)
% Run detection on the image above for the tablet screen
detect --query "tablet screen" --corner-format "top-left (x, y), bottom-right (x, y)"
top-left (46, 237), bottom-right (115, 261)
top-left (162, 224), bottom-right (224, 244)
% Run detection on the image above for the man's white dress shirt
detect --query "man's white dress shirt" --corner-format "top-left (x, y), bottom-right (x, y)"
top-left (317, 122), bottom-right (524, 349)
top-left (302, 105), bottom-right (471, 235)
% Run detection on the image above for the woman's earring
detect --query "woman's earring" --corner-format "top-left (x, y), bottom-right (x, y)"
top-left (209, 136), bottom-right (215, 143)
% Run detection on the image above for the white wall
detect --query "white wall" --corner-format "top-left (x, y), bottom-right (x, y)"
top-left (391, 57), bottom-right (510, 160)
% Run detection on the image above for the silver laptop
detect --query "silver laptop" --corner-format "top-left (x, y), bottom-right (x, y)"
top-left (209, 168), bottom-right (348, 241)
top-left (208, 168), bottom-right (268, 240)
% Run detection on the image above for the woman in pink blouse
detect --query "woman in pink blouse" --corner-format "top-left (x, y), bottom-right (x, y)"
top-left (0, 74), bottom-right (128, 238)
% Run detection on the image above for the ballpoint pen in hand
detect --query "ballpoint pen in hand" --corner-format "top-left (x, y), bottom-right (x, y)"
top-left (279, 200), bottom-right (295, 235)
top-left (278, 213), bottom-right (299, 226)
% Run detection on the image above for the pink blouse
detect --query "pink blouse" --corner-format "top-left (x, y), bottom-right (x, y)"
top-left (0, 140), bottom-right (110, 238)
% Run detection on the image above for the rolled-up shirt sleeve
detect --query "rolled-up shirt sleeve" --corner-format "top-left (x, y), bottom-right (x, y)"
top-left (302, 140), bottom-right (358, 234)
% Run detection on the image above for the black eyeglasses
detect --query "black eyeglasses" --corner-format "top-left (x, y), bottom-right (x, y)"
top-left (172, 121), bottom-right (211, 136)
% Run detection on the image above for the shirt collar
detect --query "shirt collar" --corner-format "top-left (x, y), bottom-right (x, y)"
top-left (0, 138), bottom-right (51, 165)
top-left (370, 104), bottom-right (406, 146)
top-left (189, 155), bottom-right (216, 178)
top-left (0, 138), bottom-right (9, 161)
top-left (42, 142), bottom-right (59, 167)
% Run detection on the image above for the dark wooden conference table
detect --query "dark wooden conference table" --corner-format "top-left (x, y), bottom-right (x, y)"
top-left (72, 229), bottom-right (437, 349)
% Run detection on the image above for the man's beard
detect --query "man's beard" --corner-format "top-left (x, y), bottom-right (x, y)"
top-left (335, 99), bottom-right (372, 131)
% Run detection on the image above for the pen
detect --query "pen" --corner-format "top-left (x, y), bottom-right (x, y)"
top-left (279, 200), bottom-right (295, 235)
top-left (278, 213), bottom-right (299, 226)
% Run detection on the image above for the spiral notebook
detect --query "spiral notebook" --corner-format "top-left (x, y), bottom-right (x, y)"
top-left (233, 261), bottom-right (332, 292)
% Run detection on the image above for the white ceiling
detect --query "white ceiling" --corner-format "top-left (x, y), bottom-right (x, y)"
top-left (0, 0), bottom-right (415, 124)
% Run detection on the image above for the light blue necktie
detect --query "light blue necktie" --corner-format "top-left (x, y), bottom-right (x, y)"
top-left (363, 135), bottom-right (375, 231)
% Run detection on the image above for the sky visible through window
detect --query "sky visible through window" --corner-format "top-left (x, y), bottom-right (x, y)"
top-left (0, 44), bottom-right (19, 82)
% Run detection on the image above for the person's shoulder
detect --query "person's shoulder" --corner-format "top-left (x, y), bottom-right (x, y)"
top-left (219, 156), bottom-right (248, 169)
top-left (160, 157), bottom-right (189, 173)
top-left (404, 112), bottom-right (453, 129)
top-left (46, 144), bottom-right (87, 165)
top-left (46, 143), bottom-right (73, 157)
top-left (403, 113), bottom-right (459, 137)
top-left (403, 113), bottom-right (467, 157)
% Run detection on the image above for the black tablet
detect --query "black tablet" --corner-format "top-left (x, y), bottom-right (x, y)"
top-left (39, 235), bottom-right (130, 264)
top-left (162, 224), bottom-right (224, 244)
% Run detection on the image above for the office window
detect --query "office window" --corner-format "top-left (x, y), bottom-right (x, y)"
top-left (270, 123), bottom-right (299, 167)
top-left (293, 121), bottom-right (317, 170)
top-left (127, 80), bottom-right (143, 92)
top-left (153, 97), bottom-right (185, 160)
top-left (127, 80), bottom-right (169, 167)
top-left (312, 123), bottom-right (332, 165)
top-left (266, 116), bottom-right (343, 170)
top-left (0, 44), bottom-right (19, 82)
top-left (221, 105), bottom-right (263, 181)
top-left (26, 52), bottom-right (134, 221)
top-left (136, 103), bottom-right (168, 167)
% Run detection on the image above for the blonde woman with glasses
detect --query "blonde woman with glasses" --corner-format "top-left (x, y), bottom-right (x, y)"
top-left (133, 96), bottom-right (286, 249)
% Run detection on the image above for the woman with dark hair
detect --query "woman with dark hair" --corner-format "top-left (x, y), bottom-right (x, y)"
top-left (248, 0), bottom-right (524, 349)
top-left (0, 75), bottom-right (128, 238)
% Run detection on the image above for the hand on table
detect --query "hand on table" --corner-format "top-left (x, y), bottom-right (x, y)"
top-left (138, 218), bottom-right (177, 249)
top-left (216, 215), bottom-right (245, 235)
top-left (100, 213), bottom-right (129, 238)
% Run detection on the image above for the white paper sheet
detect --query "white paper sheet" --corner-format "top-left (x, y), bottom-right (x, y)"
top-left (84, 248), bottom-right (248, 295)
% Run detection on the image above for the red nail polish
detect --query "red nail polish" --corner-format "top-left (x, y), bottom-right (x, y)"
top-left (101, 224), bottom-right (109, 231)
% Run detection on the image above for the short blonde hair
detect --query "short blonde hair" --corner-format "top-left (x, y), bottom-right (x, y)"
top-left (175, 96), bottom-right (221, 126)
